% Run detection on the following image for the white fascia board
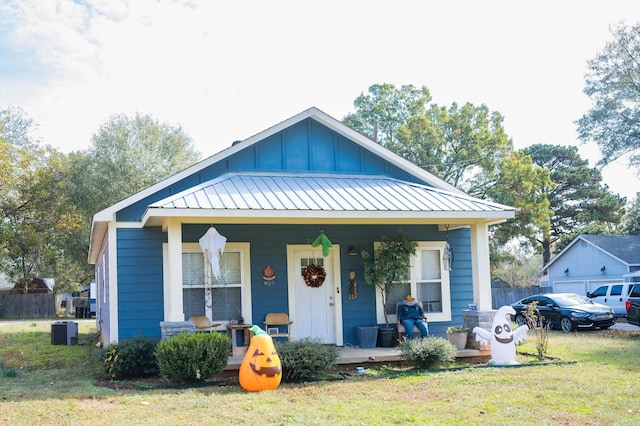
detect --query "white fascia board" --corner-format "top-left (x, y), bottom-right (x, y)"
top-left (141, 207), bottom-right (514, 226)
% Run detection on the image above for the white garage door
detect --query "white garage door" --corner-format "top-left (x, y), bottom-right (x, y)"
top-left (554, 281), bottom-right (586, 295)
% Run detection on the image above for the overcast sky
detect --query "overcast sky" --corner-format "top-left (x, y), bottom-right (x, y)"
top-left (1, 0), bottom-right (639, 200)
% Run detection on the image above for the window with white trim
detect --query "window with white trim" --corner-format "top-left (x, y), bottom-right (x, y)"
top-left (378, 241), bottom-right (451, 323)
top-left (182, 243), bottom-right (250, 324)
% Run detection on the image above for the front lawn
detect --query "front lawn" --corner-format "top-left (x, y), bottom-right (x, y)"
top-left (0, 320), bottom-right (638, 425)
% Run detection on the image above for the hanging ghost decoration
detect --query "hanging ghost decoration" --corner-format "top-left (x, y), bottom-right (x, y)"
top-left (199, 227), bottom-right (227, 279)
top-left (473, 306), bottom-right (528, 366)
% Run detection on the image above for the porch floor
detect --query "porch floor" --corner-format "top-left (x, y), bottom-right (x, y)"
top-left (224, 346), bottom-right (490, 371)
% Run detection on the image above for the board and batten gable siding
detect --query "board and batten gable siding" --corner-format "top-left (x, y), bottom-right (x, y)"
top-left (182, 223), bottom-right (472, 346)
top-left (116, 227), bottom-right (166, 340)
top-left (116, 118), bottom-right (425, 222)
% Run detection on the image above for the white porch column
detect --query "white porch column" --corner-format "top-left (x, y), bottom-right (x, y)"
top-left (469, 222), bottom-right (492, 311)
top-left (165, 218), bottom-right (185, 321)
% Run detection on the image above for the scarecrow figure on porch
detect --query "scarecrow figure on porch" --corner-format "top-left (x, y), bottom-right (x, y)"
top-left (397, 295), bottom-right (428, 339)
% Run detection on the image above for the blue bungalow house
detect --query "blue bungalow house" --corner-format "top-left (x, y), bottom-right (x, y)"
top-left (88, 107), bottom-right (515, 346)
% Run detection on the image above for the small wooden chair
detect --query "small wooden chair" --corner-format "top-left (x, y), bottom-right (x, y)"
top-left (263, 312), bottom-right (293, 340)
top-left (189, 315), bottom-right (222, 333)
top-left (396, 301), bottom-right (429, 340)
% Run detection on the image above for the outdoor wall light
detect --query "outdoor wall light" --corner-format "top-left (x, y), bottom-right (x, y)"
top-left (564, 268), bottom-right (569, 276)
top-left (601, 266), bottom-right (606, 274)
top-left (348, 246), bottom-right (358, 256)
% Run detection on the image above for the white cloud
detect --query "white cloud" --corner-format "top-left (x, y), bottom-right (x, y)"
top-left (1, 0), bottom-right (640, 200)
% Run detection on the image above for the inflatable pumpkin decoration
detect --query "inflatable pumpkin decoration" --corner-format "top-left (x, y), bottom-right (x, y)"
top-left (239, 325), bottom-right (282, 391)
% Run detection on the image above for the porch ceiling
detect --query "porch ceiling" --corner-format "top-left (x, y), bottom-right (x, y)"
top-left (142, 173), bottom-right (515, 226)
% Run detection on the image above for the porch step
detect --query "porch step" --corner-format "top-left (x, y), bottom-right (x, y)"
top-left (223, 347), bottom-right (490, 371)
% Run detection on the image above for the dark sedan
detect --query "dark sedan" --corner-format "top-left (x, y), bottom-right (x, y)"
top-left (511, 293), bottom-right (616, 332)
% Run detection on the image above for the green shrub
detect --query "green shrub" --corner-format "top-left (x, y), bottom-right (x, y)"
top-left (399, 336), bottom-right (457, 368)
top-left (101, 336), bottom-right (158, 379)
top-left (276, 338), bottom-right (339, 381)
top-left (155, 332), bottom-right (231, 384)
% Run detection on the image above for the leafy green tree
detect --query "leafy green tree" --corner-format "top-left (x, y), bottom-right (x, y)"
top-left (361, 230), bottom-right (417, 328)
top-left (577, 22), bottom-right (640, 168)
top-left (62, 113), bottom-right (201, 286)
top-left (0, 108), bottom-right (83, 290)
top-left (484, 150), bottom-right (554, 255)
top-left (81, 113), bottom-right (201, 211)
top-left (344, 83), bottom-right (554, 255)
top-left (343, 84), bottom-right (431, 145)
top-left (524, 144), bottom-right (625, 264)
top-left (393, 102), bottom-right (513, 192)
top-left (621, 193), bottom-right (640, 235)
top-left (344, 84), bottom-right (514, 194)
top-left (493, 253), bottom-right (543, 288)
top-left (1, 110), bottom-right (202, 292)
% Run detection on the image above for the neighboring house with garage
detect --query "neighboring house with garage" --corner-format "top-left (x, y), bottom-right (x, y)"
top-left (540, 234), bottom-right (640, 314)
top-left (88, 107), bottom-right (516, 346)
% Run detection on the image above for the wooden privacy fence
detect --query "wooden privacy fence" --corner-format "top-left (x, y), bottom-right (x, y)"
top-left (0, 293), bottom-right (56, 319)
top-left (492, 287), bottom-right (551, 309)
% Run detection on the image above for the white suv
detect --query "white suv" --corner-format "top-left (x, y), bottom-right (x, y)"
top-left (587, 283), bottom-right (634, 317)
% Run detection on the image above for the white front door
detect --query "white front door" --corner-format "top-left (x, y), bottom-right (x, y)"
top-left (287, 245), bottom-right (343, 345)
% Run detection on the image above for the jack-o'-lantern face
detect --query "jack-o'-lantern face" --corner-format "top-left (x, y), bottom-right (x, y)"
top-left (249, 346), bottom-right (281, 376)
top-left (239, 333), bottom-right (282, 391)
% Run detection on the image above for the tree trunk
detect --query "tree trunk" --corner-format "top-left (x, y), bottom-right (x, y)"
top-left (542, 238), bottom-right (551, 266)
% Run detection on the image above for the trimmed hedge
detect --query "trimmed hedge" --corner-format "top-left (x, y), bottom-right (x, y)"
top-left (101, 336), bottom-right (158, 379)
top-left (398, 336), bottom-right (457, 368)
top-left (155, 332), bottom-right (231, 384)
top-left (276, 338), bottom-right (339, 381)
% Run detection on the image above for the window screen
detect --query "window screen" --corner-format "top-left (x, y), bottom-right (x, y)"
top-left (182, 249), bottom-right (243, 322)
top-left (183, 287), bottom-right (205, 319)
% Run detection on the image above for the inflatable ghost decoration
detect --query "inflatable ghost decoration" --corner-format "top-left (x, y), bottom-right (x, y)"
top-left (473, 306), bottom-right (528, 366)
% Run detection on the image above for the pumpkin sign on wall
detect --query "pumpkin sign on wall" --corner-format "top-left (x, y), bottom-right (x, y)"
top-left (239, 325), bottom-right (282, 391)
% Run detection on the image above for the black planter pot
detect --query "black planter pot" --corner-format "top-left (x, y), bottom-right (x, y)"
top-left (377, 327), bottom-right (397, 347)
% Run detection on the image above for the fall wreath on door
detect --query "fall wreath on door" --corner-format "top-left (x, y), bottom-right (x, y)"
top-left (303, 264), bottom-right (326, 288)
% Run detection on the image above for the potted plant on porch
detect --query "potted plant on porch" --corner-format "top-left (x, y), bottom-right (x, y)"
top-left (446, 325), bottom-right (468, 350)
top-left (361, 230), bottom-right (417, 347)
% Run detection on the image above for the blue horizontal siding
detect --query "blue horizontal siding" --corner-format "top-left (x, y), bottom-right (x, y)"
top-left (112, 223), bottom-right (473, 344)
top-left (116, 227), bottom-right (166, 341)
top-left (183, 223), bottom-right (472, 345)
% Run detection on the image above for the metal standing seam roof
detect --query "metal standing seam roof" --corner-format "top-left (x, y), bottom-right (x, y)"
top-left (148, 173), bottom-right (514, 214)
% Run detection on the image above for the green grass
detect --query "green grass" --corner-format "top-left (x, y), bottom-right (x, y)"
top-left (1, 320), bottom-right (639, 425)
